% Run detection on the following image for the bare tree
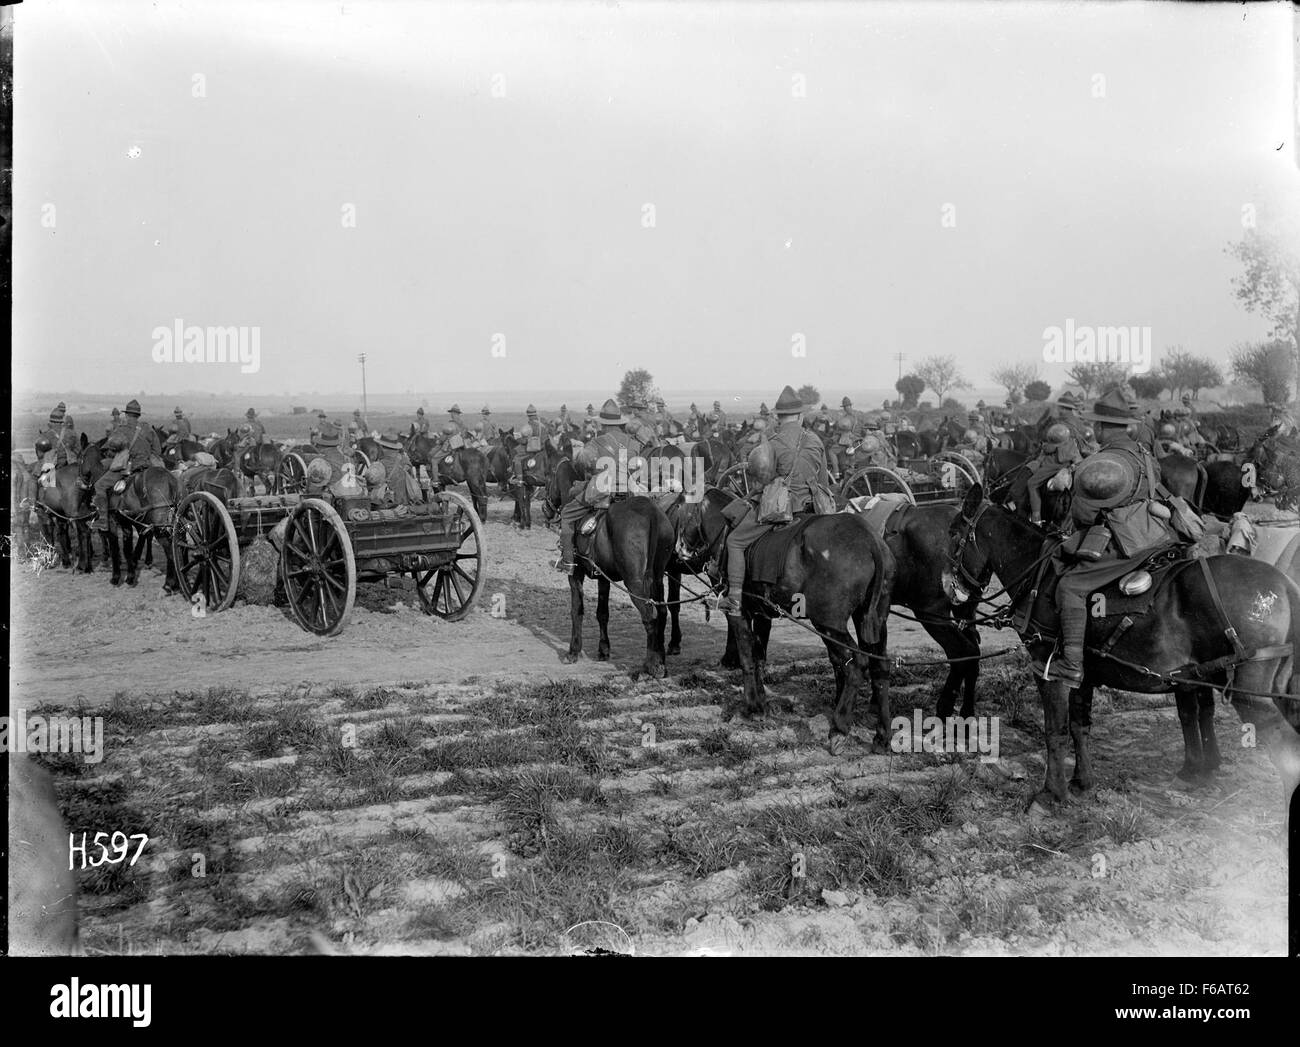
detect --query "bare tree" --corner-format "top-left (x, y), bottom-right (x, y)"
top-left (990, 363), bottom-right (1039, 403)
top-left (914, 355), bottom-right (970, 403)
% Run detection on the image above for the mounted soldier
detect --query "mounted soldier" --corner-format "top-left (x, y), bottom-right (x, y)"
top-left (235, 407), bottom-right (266, 461)
top-left (711, 400), bottom-right (728, 432)
top-left (446, 404), bottom-right (466, 435)
top-left (92, 399), bottom-right (162, 531)
top-left (1045, 388), bottom-right (1200, 684)
top-left (1024, 422), bottom-right (1080, 525)
top-left (1172, 405), bottom-right (1205, 455)
top-left (37, 403), bottom-right (67, 467)
top-left (412, 407), bottom-right (431, 437)
top-left (166, 406), bottom-right (193, 447)
top-left (479, 406), bottom-right (499, 444)
top-left (347, 408), bottom-right (367, 447)
top-left (104, 406), bottom-right (121, 440)
top-left (525, 403), bottom-right (546, 434)
top-left (716, 386), bottom-right (829, 614)
top-left (556, 398), bottom-right (646, 572)
top-left (55, 414), bottom-right (81, 468)
top-left (1053, 392), bottom-right (1095, 457)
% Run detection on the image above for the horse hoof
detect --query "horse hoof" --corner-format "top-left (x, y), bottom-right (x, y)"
top-left (127, 577), bottom-right (138, 588)
top-left (561, 652), bottom-right (580, 665)
top-left (1068, 778), bottom-right (1093, 796)
top-left (667, 643), bottom-right (681, 656)
top-left (110, 576), bottom-right (122, 587)
top-left (596, 650), bottom-right (610, 662)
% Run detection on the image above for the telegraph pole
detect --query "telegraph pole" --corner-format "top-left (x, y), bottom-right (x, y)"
top-left (893, 352), bottom-right (906, 382)
top-left (357, 353), bottom-right (368, 425)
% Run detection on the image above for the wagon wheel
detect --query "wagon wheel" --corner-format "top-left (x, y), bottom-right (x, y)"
top-left (717, 463), bottom-right (753, 500)
top-left (416, 491), bottom-right (486, 621)
top-left (349, 449), bottom-right (371, 476)
top-left (278, 452), bottom-right (308, 495)
top-left (171, 491), bottom-right (241, 613)
top-left (840, 466), bottom-right (917, 505)
top-left (932, 451), bottom-right (981, 497)
top-left (280, 497), bottom-right (356, 636)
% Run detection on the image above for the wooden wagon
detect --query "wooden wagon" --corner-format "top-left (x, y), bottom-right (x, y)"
top-left (839, 451), bottom-right (980, 506)
top-left (170, 487), bottom-right (485, 635)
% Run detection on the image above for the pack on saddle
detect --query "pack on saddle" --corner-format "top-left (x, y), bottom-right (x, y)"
top-left (1001, 391), bottom-right (1251, 685)
top-left (92, 400), bottom-right (165, 531)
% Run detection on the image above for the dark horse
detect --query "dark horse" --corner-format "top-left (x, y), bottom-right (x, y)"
top-left (210, 430), bottom-right (281, 495)
top-left (79, 454), bottom-right (181, 590)
top-left (677, 489), bottom-right (895, 747)
top-left (34, 451), bottom-right (97, 572)
top-left (844, 501), bottom-right (983, 720)
top-left (405, 432), bottom-right (491, 520)
top-left (543, 458), bottom-right (674, 678)
top-left (948, 484), bottom-right (1300, 812)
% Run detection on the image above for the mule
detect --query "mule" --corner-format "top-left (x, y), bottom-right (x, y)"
top-left (79, 454), bottom-right (180, 590)
top-left (36, 462), bottom-right (97, 572)
top-left (434, 446), bottom-right (491, 520)
top-left (947, 484), bottom-right (1300, 812)
top-left (543, 458), bottom-right (674, 678)
top-left (677, 489), bottom-right (895, 747)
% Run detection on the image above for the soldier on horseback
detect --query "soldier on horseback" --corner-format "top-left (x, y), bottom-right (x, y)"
top-left (105, 406), bottom-right (120, 440)
top-left (55, 414), bottom-right (81, 468)
top-left (235, 407), bottom-right (266, 459)
top-left (1025, 423), bottom-right (1080, 525)
top-left (1053, 392), bottom-right (1095, 456)
top-left (92, 399), bottom-right (161, 532)
top-left (711, 400), bottom-right (728, 432)
top-left (311, 422), bottom-right (348, 483)
top-left (167, 406), bottom-right (193, 446)
top-left (716, 386), bottom-right (829, 614)
top-left (369, 429), bottom-right (417, 506)
top-left (1045, 389), bottom-right (1195, 684)
top-left (347, 409), bottom-right (367, 447)
top-left (412, 407), bottom-right (430, 437)
top-left (480, 406), bottom-right (499, 444)
top-left (1172, 405), bottom-right (1205, 455)
top-left (556, 398), bottom-right (645, 572)
top-left (446, 405), bottom-right (465, 434)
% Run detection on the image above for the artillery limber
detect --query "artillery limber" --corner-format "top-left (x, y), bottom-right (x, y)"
top-left (170, 486), bottom-right (485, 635)
top-left (839, 451), bottom-right (980, 506)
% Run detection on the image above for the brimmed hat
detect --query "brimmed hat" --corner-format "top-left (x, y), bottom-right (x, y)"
top-left (586, 403), bottom-right (596, 413)
top-left (111, 407), bottom-right (121, 418)
top-left (174, 407), bottom-right (184, 416)
top-left (246, 407), bottom-right (257, 419)
top-left (316, 422), bottom-right (340, 447)
top-left (49, 402), bottom-right (67, 424)
top-left (599, 398), bottom-right (624, 424)
top-left (378, 429), bottom-right (404, 449)
top-left (416, 407), bottom-right (425, 415)
top-left (448, 404), bottom-right (462, 415)
top-left (774, 386), bottom-right (802, 416)
top-left (1056, 392), bottom-right (1082, 410)
top-left (526, 403), bottom-right (538, 415)
top-left (125, 399), bottom-right (142, 417)
top-left (841, 396), bottom-right (852, 408)
top-left (623, 398), bottom-right (648, 412)
top-left (1080, 389), bottom-right (1132, 425)
top-left (481, 405), bottom-right (491, 415)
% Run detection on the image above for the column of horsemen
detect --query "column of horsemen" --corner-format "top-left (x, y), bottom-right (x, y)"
top-left (19, 386), bottom-right (1296, 681)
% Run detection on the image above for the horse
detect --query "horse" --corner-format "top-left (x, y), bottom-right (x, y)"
top-left (434, 446), bottom-right (491, 520)
top-left (160, 438), bottom-right (204, 470)
top-left (677, 488), bottom-right (895, 747)
top-left (542, 458), bottom-right (675, 679)
top-left (35, 460), bottom-right (97, 572)
top-left (236, 443), bottom-right (283, 496)
top-left (1156, 449), bottom-right (1207, 508)
top-left (947, 484), bottom-right (1300, 812)
top-left (1247, 429), bottom-right (1300, 511)
top-left (843, 500), bottom-right (983, 720)
top-left (79, 453), bottom-right (180, 590)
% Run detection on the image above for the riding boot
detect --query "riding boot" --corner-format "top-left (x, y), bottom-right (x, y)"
top-left (558, 520), bottom-right (576, 573)
top-left (1051, 602), bottom-right (1088, 684)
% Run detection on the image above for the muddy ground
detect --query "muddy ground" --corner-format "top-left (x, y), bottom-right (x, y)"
top-left (7, 493), bottom-right (1291, 955)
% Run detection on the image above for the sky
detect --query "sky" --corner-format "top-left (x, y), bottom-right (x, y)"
top-left (11, 0), bottom-right (1300, 400)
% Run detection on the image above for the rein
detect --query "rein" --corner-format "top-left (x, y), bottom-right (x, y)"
top-left (948, 500), bottom-right (1061, 614)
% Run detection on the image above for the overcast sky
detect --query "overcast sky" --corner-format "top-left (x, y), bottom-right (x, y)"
top-left (12, 0), bottom-right (1300, 398)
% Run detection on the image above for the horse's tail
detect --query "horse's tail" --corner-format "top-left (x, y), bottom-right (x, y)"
top-left (854, 529), bottom-right (895, 646)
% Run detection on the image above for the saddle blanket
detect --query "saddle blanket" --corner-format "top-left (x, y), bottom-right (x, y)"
top-left (844, 493), bottom-right (911, 542)
top-left (745, 513), bottom-right (821, 587)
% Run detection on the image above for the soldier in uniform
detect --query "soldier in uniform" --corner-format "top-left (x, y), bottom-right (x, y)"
top-left (556, 399), bottom-right (646, 571)
top-left (235, 407), bottom-right (266, 461)
top-left (311, 422), bottom-right (349, 484)
top-left (711, 400), bottom-right (728, 432)
top-left (105, 407), bottom-right (121, 440)
top-left (525, 404), bottom-right (546, 434)
top-left (480, 406), bottom-right (500, 444)
top-left (858, 416), bottom-right (895, 467)
top-left (836, 397), bottom-right (862, 438)
top-left (508, 422), bottom-right (545, 530)
top-left (38, 403), bottom-right (67, 466)
top-left (446, 405), bottom-right (465, 434)
top-left (167, 407), bottom-right (193, 447)
top-left (346, 409), bottom-right (367, 447)
top-left (56, 415), bottom-right (81, 468)
top-left (413, 407), bottom-right (431, 437)
top-left (716, 386), bottom-right (829, 614)
top-left (1054, 392), bottom-right (1095, 457)
top-left (966, 410), bottom-right (991, 445)
top-left (1047, 389), bottom-right (1184, 684)
top-left (370, 429), bottom-right (416, 506)
top-left (93, 399), bottom-right (161, 531)
top-left (1024, 423), bottom-right (1080, 524)
top-left (1172, 405), bottom-right (1205, 455)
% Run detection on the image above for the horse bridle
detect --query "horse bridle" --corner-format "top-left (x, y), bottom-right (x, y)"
top-left (949, 499), bottom-right (1061, 612)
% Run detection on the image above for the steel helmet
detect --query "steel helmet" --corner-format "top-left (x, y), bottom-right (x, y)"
top-left (305, 457), bottom-right (333, 486)
top-left (746, 437), bottom-right (776, 484)
top-left (518, 423), bottom-right (533, 438)
top-left (1074, 454), bottom-right (1136, 504)
top-left (963, 428), bottom-right (980, 443)
top-left (1043, 423), bottom-right (1071, 446)
top-left (34, 437), bottom-right (53, 456)
top-left (1158, 422), bottom-right (1177, 438)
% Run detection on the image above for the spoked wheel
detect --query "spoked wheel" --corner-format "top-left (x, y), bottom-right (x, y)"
top-left (932, 451), bottom-right (981, 497)
top-left (840, 466), bottom-right (917, 505)
top-left (171, 491), bottom-right (240, 613)
top-left (279, 452), bottom-right (308, 494)
top-left (280, 497), bottom-right (356, 635)
top-left (717, 463), bottom-right (753, 500)
top-left (416, 490), bottom-right (486, 621)
top-left (349, 449), bottom-right (371, 476)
